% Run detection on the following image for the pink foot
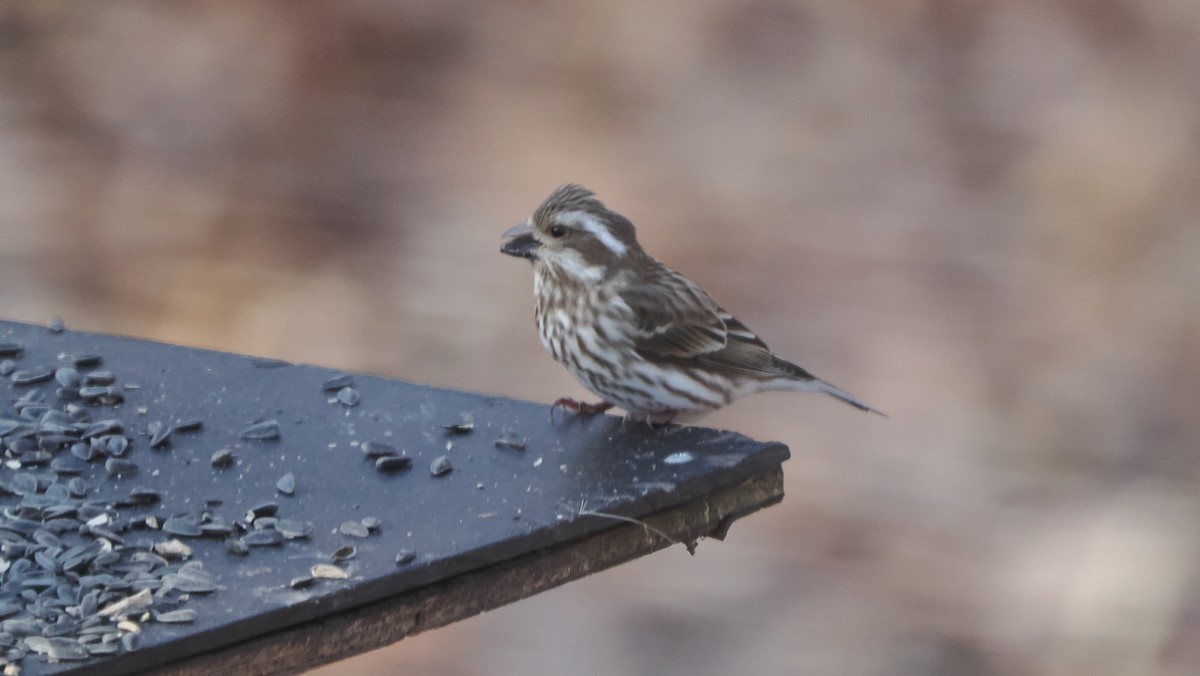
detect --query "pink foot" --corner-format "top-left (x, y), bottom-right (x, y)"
top-left (551, 398), bottom-right (614, 420)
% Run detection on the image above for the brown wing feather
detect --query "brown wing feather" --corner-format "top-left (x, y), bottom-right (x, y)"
top-left (619, 267), bottom-right (801, 381)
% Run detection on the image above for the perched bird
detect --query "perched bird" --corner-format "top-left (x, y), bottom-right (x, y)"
top-left (501, 184), bottom-right (882, 424)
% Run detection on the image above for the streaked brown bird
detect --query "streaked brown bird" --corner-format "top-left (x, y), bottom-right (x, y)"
top-left (502, 184), bottom-right (882, 425)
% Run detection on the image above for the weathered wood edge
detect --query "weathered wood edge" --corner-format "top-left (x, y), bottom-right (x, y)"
top-left (138, 469), bottom-right (785, 676)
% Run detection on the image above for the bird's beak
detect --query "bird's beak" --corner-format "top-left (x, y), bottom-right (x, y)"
top-left (501, 222), bottom-right (539, 259)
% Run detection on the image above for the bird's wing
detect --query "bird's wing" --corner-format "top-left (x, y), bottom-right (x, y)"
top-left (619, 268), bottom-right (797, 380)
top-left (619, 273), bottom-right (728, 358)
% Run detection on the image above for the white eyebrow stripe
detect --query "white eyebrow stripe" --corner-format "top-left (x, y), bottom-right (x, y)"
top-left (557, 210), bottom-right (627, 257)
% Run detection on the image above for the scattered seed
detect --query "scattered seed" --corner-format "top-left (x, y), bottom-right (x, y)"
top-left (72, 354), bottom-right (103, 368)
top-left (54, 367), bottom-right (80, 388)
top-left (331, 545), bottom-right (357, 563)
top-left (288, 575), bottom-right (316, 590)
top-left (310, 564), bottom-right (348, 580)
top-left (242, 530), bottom-right (284, 547)
top-left (162, 517), bottom-right (203, 538)
top-left (375, 456), bottom-right (412, 473)
top-left (25, 636), bottom-right (88, 661)
top-left (154, 609), bottom-right (197, 624)
top-left (430, 455), bottom-right (453, 477)
top-left (83, 371), bottom-right (115, 386)
top-left (104, 459), bottom-right (138, 478)
top-left (362, 440), bottom-right (398, 458)
top-left (147, 421), bottom-right (172, 448)
top-left (494, 432), bottom-right (527, 451)
top-left (0, 342), bottom-right (23, 357)
top-left (172, 417), bottom-right (203, 432)
top-left (321, 374), bottom-right (354, 391)
top-left (121, 632), bottom-right (140, 652)
top-left (105, 435), bottom-right (130, 457)
top-left (210, 449), bottom-right (235, 468)
top-left (361, 516), bottom-right (382, 532)
top-left (0, 359), bottom-right (14, 376)
top-left (335, 387), bottom-right (360, 406)
top-left (126, 487), bottom-right (162, 506)
top-left (275, 519), bottom-right (313, 540)
top-left (248, 502), bottom-right (279, 519)
top-left (276, 473), bottom-right (295, 496)
top-left (442, 418), bottom-right (475, 435)
top-left (240, 419), bottom-right (280, 441)
top-left (153, 539), bottom-right (193, 560)
top-left (226, 539), bottom-right (250, 556)
top-left (11, 367), bottom-right (54, 385)
top-left (339, 521), bottom-right (370, 538)
top-left (395, 549), bottom-right (416, 565)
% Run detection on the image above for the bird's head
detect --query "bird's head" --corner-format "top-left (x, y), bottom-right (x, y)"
top-left (501, 184), bottom-right (641, 284)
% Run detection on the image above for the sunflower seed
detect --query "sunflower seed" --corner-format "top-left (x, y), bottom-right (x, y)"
top-left (53, 367), bottom-right (80, 389)
top-left (240, 420), bottom-right (280, 441)
top-left (121, 631), bottom-right (140, 652)
top-left (172, 417), bottom-right (203, 432)
top-left (11, 368), bottom-right (54, 385)
top-left (225, 539), bottom-right (249, 556)
top-left (210, 449), bottom-right (235, 468)
top-left (66, 477), bottom-right (88, 497)
top-left (126, 487), bottom-right (161, 506)
top-left (289, 575), bottom-right (316, 590)
top-left (147, 421), bottom-right (172, 449)
top-left (241, 530), bottom-right (283, 547)
top-left (494, 432), bottom-right (526, 451)
top-left (395, 549), bottom-right (416, 565)
top-left (361, 440), bottom-right (397, 458)
top-left (0, 359), bottom-right (14, 376)
top-left (331, 545), bottom-right (357, 563)
top-left (310, 564), bottom-right (347, 580)
top-left (80, 386), bottom-right (123, 404)
top-left (360, 516), bottom-right (381, 532)
top-left (154, 608), bottom-right (197, 624)
top-left (25, 636), bottom-right (88, 661)
top-left (375, 456), bottom-right (412, 473)
top-left (153, 539), bottom-right (193, 560)
top-left (333, 386), bottom-right (359, 407)
top-left (276, 473), bottom-right (295, 496)
top-left (104, 435), bottom-right (130, 457)
top-left (47, 316), bottom-right (65, 333)
top-left (82, 419), bottom-right (122, 439)
top-left (83, 371), bottom-right (115, 386)
top-left (275, 519), bottom-right (312, 540)
top-left (321, 374), bottom-right (354, 391)
top-left (72, 354), bottom-right (103, 368)
top-left (50, 457), bottom-right (88, 476)
top-left (338, 521), bottom-right (370, 538)
top-left (0, 343), bottom-right (23, 357)
top-left (430, 455), bottom-right (453, 477)
top-left (442, 418), bottom-right (474, 435)
top-left (248, 502), bottom-right (279, 520)
top-left (162, 517), bottom-right (203, 538)
top-left (104, 459), bottom-right (138, 478)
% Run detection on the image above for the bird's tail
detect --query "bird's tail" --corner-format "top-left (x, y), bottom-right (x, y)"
top-left (769, 356), bottom-right (886, 416)
top-left (813, 380), bottom-right (886, 416)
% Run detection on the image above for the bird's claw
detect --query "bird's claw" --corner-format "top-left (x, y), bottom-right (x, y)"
top-left (550, 398), bottom-right (614, 420)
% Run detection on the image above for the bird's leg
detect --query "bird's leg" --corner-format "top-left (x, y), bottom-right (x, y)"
top-left (550, 398), bottom-right (614, 420)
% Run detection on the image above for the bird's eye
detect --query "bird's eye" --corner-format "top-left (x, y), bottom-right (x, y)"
top-left (549, 224), bottom-right (567, 238)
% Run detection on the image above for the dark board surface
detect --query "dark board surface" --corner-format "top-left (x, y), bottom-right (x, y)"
top-left (0, 319), bottom-right (789, 675)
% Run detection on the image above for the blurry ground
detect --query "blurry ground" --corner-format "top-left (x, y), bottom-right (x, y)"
top-left (2, 1), bottom-right (1199, 675)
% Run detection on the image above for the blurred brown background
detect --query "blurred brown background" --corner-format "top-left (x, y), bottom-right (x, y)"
top-left (2, 1), bottom-right (1199, 674)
